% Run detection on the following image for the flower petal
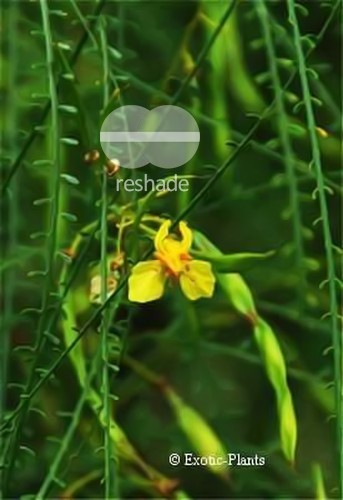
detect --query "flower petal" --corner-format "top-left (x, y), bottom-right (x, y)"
top-left (180, 260), bottom-right (215, 300)
top-left (154, 220), bottom-right (171, 254)
top-left (179, 221), bottom-right (192, 253)
top-left (128, 260), bottom-right (166, 303)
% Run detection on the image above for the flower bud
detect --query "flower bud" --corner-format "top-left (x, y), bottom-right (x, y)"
top-left (106, 158), bottom-right (120, 176)
top-left (84, 149), bottom-right (100, 163)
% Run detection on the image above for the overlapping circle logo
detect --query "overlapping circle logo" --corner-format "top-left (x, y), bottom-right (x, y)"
top-left (100, 105), bottom-right (200, 169)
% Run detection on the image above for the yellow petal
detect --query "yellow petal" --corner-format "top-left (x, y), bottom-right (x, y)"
top-left (154, 220), bottom-right (171, 254)
top-left (128, 260), bottom-right (166, 303)
top-left (179, 221), bottom-right (192, 253)
top-left (180, 260), bottom-right (215, 300)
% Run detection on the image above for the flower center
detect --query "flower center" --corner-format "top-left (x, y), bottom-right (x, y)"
top-left (155, 250), bottom-right (192, 278)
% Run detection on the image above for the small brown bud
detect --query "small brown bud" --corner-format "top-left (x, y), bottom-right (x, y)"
top-left (110, 252), bottom-right (124, 271)
top-left (62, 247), bottom-right (75, 258)
top-left (84, 149), bottom-right (100, 164)
top-left (154, 478), bottom-right (179, 496)
top-left (106, 158), bottom-right (120, 177)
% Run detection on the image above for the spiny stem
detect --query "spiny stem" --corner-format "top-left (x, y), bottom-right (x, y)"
top-left (269, 10), bottom-right (340, 128)
top-left (100, 18), bottom-right (117, 499)
top-left (287, 0), bottom-right (342, 493)
top-left (36, 361), bottom-right (98, 499)
top-left (0, 3), bottom-right (19, 497)
top-left (256, 0), bottom-right (306, 306)
top-left (1, 0), bottom-right (107, 194)
top-left (2, 0), bottom-right (62, 491)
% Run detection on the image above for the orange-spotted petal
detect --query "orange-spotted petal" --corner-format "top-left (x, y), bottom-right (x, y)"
top-left (179, 260), bottom-right (215, 300)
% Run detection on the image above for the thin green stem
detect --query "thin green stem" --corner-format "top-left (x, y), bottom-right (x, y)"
top-left (269, 11), bottom-right (340, 129)
top-left (36, 358), bottom-right (99, 499)
top-left (256, 0), bottom-right (306, 306)
top-left (172, 0), bottom-right (238, 104)
top-left (0, 4), bottom-right (19, 497)
top-left (1, 0), bottom-right (107, 194)
top-left (100, 19), bottom-right (117, 499)
top-left (2, 0), bottom-right (62, 491)
top-left (287, 0), bottom-right (342, 493)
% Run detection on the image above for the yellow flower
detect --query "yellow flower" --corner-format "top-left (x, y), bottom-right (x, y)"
top-left (128, 220), bottom-right (215, 303)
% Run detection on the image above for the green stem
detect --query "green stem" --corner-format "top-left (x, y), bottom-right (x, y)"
top-left (287, 0), bottom-right (342, 492)
top-left (256, 0), bottom-right (306, 306)
top-left (36, 360), bottom-right (99, 499)
top-left (269, 11), bottom-right (340, 128)
top-left (172, 0), bottom-right (238, 105)
top-left (0, 4), bottom-right (19, 497)
top-left (2, 0), bottom-right (62, 491)
top-left (100, 19), bottom-right (117, 499)
top-left (1, 0), bottom-right (107, 194)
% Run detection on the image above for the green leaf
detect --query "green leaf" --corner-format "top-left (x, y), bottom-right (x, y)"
top-left (27, 270), bottom-right (47, 278)
top-left (108, 46), bottom-right (123, 60)
top-left (30, 232), bottom-right (48, 240)
top-left (254, 71), bottom-right (271, 85)
top-left (249, 38), bottom-right (264, 50)
top-left (60, 173), bottom-right (80, 185)
top-left (32, 159), bottom-right (52, 167)
top-left (57, 42), bottom-right (72, 51)
top-left (294, 3), bottom-right (309, 16)
top-left (33, 198), bottom-right (51, 206)
top-left (60, 137), bottom-right (79, 146)
top-left (31, 93), bottom-right (49, 99)
top-left (191, 250), bottom-right (275, 273)
top-left (61, 212), bottom-right (78, 222)
top-left (310, 96), bottom-right (323, 107)
top-left (49, 9), bottom-right (68, 17)
top-left (34, 125), bottom-right (48, 133)
top-left (61, 73), bottom-right (75, 81)
top-left (276, 58), bottom-right (294, 69)
top-left (58, 104), bottom-right (78, 114)
top-left (287, 123), bottom-right (306, 137)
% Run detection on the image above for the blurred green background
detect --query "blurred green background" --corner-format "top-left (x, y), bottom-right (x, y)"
top-left (0, 0), bottom-right (341, 498)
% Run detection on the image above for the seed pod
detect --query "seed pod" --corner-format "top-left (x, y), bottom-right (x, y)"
top-left (84, 149), bottom-right (100, 163)
top-left (194, 231), bottom-right (298, 463)
top-left (164, 387), bottom-right (229, 479)
top-left (312, 462), bottom-right (327, 500)
top-left (253, 318), bottom-right (297, 463)
top-left (218, 273), bottom-right (257, 322)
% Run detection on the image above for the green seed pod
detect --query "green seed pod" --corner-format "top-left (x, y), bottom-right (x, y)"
top-left (253, 318), bottom-right (297, 463)
top-left (165, 387), bottom-right (229, 479)
top-left (312, 462), bottom-right (327, 500)
top-left (218, 273), bottom-right (257, 319)
top-left (194, 232), bottom-right (297, 463)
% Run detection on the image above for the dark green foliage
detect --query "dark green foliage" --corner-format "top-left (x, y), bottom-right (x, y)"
top-left (0, 1), bottom-right (341, 498)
